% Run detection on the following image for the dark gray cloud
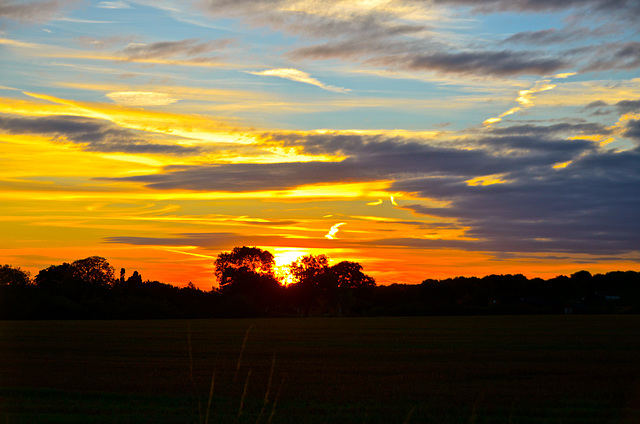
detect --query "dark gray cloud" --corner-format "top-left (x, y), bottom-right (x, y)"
top-left (503, 28), bottom-right (567, 45)
top-left (0, 114), bottom-right (199, 155)
top-left (432, 0), bottom-right (640, 16)
top-left (581, 42), bottom-right (640, 72)
top-left (374, 50), bottom-right (567, 77)
top-left (502, 27), bottom-right (608, 46)
top-left (393, 148), bottom-right (640, 255)
top-left (97, 125), bottom-right (640, 256)
top-left (623, 120), bottom-right (640, 143)
top-left (487, 122), bottom-right (611, 137)
top-left (582, 99), bottom-right (640, 116)
top-left (584, 100), bottom-right (609, 109)
top-left (119, 38), bottom-right (233, 62)
top-left (292, 39), bottom-right (568, 76)
top-left (0, 0), bottom-right (76, 23)
top-left (102, 129), bottom-right (595, 191)
top-left (104, 232), bottom-right (356, 251)
top-left (616, 99), bottom-right (640, 114)
top-left (105, 233), bottom-right (258, 250)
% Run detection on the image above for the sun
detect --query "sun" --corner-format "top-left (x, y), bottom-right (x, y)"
top-left (272, 248), bottom-right (309, 286)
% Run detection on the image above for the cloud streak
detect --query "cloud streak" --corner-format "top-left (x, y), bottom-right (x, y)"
top-left (248, 68), bottom-right (350, 93)
top-left (0, 0), bottom-right (77, 23)
top-left (0, 114), bottom-right (199, 155)
top-left (118, 38), bottom-right (233, 62)
top-left (325, 222), bottom-right (346, 240)
top-left (106, 91), bottom-right (180, 106)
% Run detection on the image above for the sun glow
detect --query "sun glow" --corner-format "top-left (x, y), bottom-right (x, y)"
top-left (272, 247), bottom-right (308, 285)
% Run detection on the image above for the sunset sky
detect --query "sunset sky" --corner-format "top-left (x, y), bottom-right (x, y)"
top-left (1, 0), bottom-right (640, 288)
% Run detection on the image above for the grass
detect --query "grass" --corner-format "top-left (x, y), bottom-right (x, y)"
top-left (1, 316), bottom-right (640, 423)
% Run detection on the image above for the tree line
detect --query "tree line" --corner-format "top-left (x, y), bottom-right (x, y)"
top-left (1, 247), bottom-right (639, 319)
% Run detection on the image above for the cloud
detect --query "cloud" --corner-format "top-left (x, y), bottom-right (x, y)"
top-left (0, 0), bottom-right (77, 23)
top-left (581, 99), bottom-right (640, 117)
top-left (325, 222), bottom-right (346, 240)
top-left (392, 147), bottom-right (640, 255)
top-left (293, 42), bottom-right (568, 77)
top-left (432, 0), bottom-right (640, 16)
top-left (204, 0), bottom-right (573, 78)
top-left (104, 233), bottom-right (259, 249)
top-left (0, 113), bottom-right (199, 155)
top-left (504, 28), bottom-right (571, 45)
top-left (100, 127), bottom-right (596, 193)
top-left (119, 38), bottom-right (233, 62)
top-left (75, 35), bottom-right (135, 50)
top-left (104, 232), bottom-right (353, 251)
top-left (379, 50), bottom-right (567, 77)
top-left (195, 0), bottom-right (640, 78)
top-left (93, 124), bottom-right (640, 257)
top-left (623, 120), bottom-right (640, 143)
top-left (484, 79), bottom-right (562, 126)
top-left (580, 42), bottom-right (640, 73)
top-left (247, 68), bottom-right (350, 93)
top-left (106, 91), bottom-right (180, 106)
top-left (616, 99), bottom-right (640, 114)
top-left (97, 1), bottom-right (130, 9)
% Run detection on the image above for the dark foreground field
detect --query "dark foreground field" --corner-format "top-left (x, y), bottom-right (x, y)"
top-left (1, 316), bottom-right (639, 423)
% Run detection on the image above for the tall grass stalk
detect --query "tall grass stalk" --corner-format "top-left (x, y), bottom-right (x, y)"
top-left (204, 372), bottom-right (215, 424)
top-left (234, 325), bottom-right (253, 382)
top-left (237, 369), bottom-right (252, 420)
top-left (256, 349), bottom-right (277, 424)
top-left (266, 375), bottom-right (285, 424)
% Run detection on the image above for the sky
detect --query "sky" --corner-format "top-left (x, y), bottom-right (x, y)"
top-left (1, 0), bottom-right (640, 288)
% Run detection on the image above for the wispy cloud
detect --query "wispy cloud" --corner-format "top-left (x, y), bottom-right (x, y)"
top-left (118, 38), bottom-right (233, 62)
top-left (0, 0), bottom-right (78, 23)
top-left (248, 68), bottom-right (350, 93)
top-left (484, 79), bottom-right (558, 125)
top-left (97, 1), bottom-right (130, 9)
top-left (106, 91), bottom-right (179, 106)
top-left (325, 223), bottom-right (346, 240)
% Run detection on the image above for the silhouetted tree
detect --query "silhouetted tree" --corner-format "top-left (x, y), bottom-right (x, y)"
top-left (214, 246), bottom-right (276, 288)
top-left (71, 256), bottom-right (116, 290)
top-left (286, 256), bottom-right (376, 315)
top-left (0, 264), bottom-right (30, 286)
top-left (288, 255), bottom-right (330, 314)
top-left (332, 261), bottom-right (376, 293)
top-left (0, 265), bottom-right (36, 319)
top-left (34, 256), bottom-right (115, 307)
top-left (213, 246), bottom-right (282, 315)
top-left (124, 270), bottom-right (143, 292)
top-left (34, 262), bottom-right (76, 294)
top-left (330, 261), bottom-right (376, 313)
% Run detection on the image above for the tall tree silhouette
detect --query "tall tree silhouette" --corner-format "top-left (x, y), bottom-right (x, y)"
top-left (213, 246), bottom-right (282, 315)
top-left (288, 255), bottom-right (334, 314)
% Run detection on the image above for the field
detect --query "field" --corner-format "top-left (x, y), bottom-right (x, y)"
top-left (1, 316), bottom-right (640, 423)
